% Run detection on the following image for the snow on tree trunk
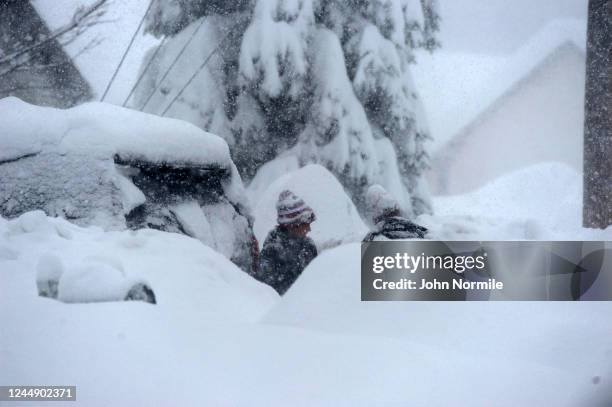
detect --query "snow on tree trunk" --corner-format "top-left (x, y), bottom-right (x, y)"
top-left (583, 0), bottom-right (611, 229)
top-left (133, 0), bottom-right (440, 217)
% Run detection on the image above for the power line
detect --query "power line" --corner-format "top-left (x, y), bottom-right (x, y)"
top-left (121, 36), bottom-right (167, 107)
top-left (160, 30), bottom-right (232, 117)
top-left (138, 18), bottom-right (208, 112)
top-left (100, 0), bottom-right (153, 102)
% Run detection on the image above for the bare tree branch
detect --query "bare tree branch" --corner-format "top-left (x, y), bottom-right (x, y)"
top-left (0, 0), bottom-right (109, 67)
top-left (0, 83), bottom-right (57, 93)
top-left (72, 36), bottom-right (106, 60)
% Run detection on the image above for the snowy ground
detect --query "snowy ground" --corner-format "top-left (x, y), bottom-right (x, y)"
top-left (2, 214), bottom-right (611, 406)
top-left (420, 162), bottom-right (611, 241)
top-left (1, 162), bottom-right (611, 406)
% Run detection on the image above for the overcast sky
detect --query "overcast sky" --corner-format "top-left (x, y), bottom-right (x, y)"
top-left (438, 0), bottom-right (587, 53)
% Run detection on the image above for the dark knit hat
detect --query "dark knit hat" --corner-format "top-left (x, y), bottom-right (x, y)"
top-left (366, 184), bottom-right (400, 224)
top-left (276, 190), bottom-right (315, 225)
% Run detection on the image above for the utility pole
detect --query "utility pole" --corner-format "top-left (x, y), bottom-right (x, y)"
top-left (583, 0), bottom-right (612, 229)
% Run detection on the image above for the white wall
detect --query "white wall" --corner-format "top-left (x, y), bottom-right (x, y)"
top-left (429, 43), bottom-right (585, 196)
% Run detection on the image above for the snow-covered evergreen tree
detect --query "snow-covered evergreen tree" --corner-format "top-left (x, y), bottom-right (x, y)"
top-left (133, 0), bottom-right (440, 217)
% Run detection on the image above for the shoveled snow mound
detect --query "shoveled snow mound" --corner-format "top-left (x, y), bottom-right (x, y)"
top-left (264, 243), bottom-right (612, 404)
top-left (1, 211), bottom-right (277, 321)
top-left (247, 154), bottom-right (300, 206)
top-left (0, 97), bottom-right (230, 167)
top-left (420, 162), bottom-right (612, 240)
top-left (253, 164), bottom-right (368, 250)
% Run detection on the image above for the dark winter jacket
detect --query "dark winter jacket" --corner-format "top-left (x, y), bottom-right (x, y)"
top-left (257, 226), bottom-right (318, 295)
top-left (363, 216), bottom-right (428, 242)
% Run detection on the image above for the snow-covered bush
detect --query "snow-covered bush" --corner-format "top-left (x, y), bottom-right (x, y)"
top-left (134, 0), bottom-right (440, 217)
top-left (0, 97), bottom-right (257, 273)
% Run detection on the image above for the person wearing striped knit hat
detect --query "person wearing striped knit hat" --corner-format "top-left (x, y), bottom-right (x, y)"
top-left (257, 190), bottom-right (318, 295)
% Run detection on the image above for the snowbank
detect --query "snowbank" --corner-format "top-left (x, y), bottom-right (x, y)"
top-left (2, 213), bottom-right (611, 406)
top-left (1, 212), bottom-right (277, 320)
top-left (253, 164), bottom-right (368, 250)
top-left (0, 97), bottom-right (231, 167)
top-left (264, 243), bottom-right (612, 405)
top-left (421, 162), bottom-right (612, 240)
top-left (247, 154), bottom-right (300, 206)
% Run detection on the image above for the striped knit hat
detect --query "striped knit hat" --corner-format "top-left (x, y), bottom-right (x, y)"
top-left (276, 190), bottom-right (316, 225)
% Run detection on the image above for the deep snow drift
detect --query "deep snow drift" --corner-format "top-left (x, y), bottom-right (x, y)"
top-left (265, 243), bottom-right (612, 406)
top-left (0, 212), bottom-right (277, 321)
top-left (421, 162), bottom-right (612, 240)
top-left (1, 213), bottom-right (611, 406)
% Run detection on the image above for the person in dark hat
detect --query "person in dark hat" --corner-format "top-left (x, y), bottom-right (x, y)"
top-left (363, 184), bottom-right (428, 241)
top-left (257, 190), bottom-right (318, 295)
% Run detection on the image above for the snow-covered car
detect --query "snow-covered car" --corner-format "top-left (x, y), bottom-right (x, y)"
top-left (0, 97), bottom-right (257, 273)
top-left (36, 252), bottom-right (157, 304)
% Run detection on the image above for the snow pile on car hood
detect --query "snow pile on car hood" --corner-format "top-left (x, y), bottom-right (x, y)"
top-left (253, 164), bottom-right (368, 250)
top-left (0, 97), bottom-right (231, 168)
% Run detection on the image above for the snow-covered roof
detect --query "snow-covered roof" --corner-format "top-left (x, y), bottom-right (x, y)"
top-left (412, 19), bottom-right (587, 152)
top-left (0, 97), bottom-right (231, 168)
